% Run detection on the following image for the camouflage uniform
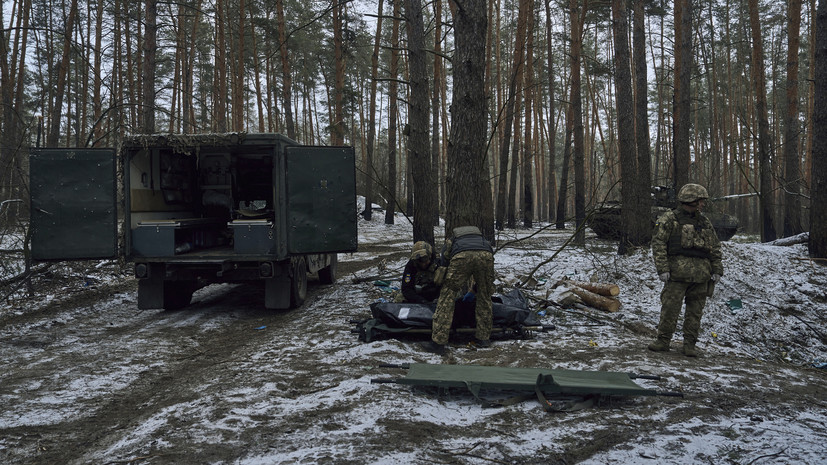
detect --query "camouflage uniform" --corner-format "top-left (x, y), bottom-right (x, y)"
top-left (431, 227), bottom-right (495, 345)
top-left (651, 189), bottom-right (723, 352)
top-left (398, 242), bottom-right (441, 303)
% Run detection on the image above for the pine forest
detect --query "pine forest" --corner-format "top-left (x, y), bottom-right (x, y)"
top-left (2, 0), bottom-right (827, 256)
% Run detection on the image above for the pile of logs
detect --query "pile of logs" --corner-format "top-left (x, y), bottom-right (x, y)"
top-left (554, 279), bottom-right (622, 312)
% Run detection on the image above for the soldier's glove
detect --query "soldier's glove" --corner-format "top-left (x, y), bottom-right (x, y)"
top-left (711, 274), bottom-right (721, 283)
top-left (658, 272), bottom-right (670, 282)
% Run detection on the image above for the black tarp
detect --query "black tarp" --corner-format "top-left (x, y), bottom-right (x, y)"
top-left (355, 289), bottom-right (551, 342)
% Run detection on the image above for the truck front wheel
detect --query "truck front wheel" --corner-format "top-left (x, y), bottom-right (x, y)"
top-left (290, 256), bottom-right (307, 308)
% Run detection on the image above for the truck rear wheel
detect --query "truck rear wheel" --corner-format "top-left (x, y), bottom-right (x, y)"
top-left (318, 254), bottom-right (337, 284)
top-left (163, 281), bottom-right (195, 310)
top-left (290, 256), bottom-right (307, 308)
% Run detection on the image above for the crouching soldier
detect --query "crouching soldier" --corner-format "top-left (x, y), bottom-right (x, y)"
top-left (420, 226), bottom-right (495, 355)
top-left (648, 183), bottom-right (723, 357)
top-left (397, 241), bottom-right (442, 304)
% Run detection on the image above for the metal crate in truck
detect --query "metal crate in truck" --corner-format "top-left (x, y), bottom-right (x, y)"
top-left (30, 133), bottom-right (358, 310)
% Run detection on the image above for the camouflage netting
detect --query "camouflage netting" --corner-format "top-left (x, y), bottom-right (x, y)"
top-left (120, 132), bottom-right (247, 156)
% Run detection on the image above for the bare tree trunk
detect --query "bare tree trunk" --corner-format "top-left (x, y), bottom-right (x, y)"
top-left (556, 106), bottom-right (573, 229)
top-left (248, 0), bottom-right (265, 133)
top-left (672, 0), bottom-right (691, 189)
top-left (405, 0), bottom-right (434, 244)
top-left (276, 0), bottom-right (295, 139)
top-left (507, 98), bottom-right (521, 229)
top-left (783, 0), bottom-right (804, 237)
top-left (545, 0), bottom-right (557, 223)
top-left (748, 0), bottom-right (777, 242)
top-left (806, 0), bottom-right (816, 201)
top-left (702, 0), bottom-right (721, 196)
top-left (613, 0), bottom-right (640, 254)
top-left (522, 0), bottom-right (535, 228)
top-left (91, 0), bottom-right (104, 144)
top-left (362, 0), bottom-right (384, 220)
top-left (0, 0), bottom-right (12, 169)
top-left (214, 0), bottom-right (228, 132)
top-left (47, 0), bottom-right (79, 145)
top-left (633, 0), bottom-right (652, 243)
top-left (113, 0), bottom-right (125, 138)
top-left (385, 0), bottom-right (401, 225)
top-left (432, 0), bottom-right (443, 225)
top-left (231, 0), bottom-right (247, 131)
top-left (570, 0), bottom-right (586, 245)
top-left (185, 1), bottom-right (201, 132)
top-left (445, 0), bottom-right (491, 240)
top-left (495, 0), bottom-right (529, 230)
top-left (332, 0), bottom-right (345, 145)
top-left (140, 0), bottom-right (156, 134)
top-left (810, 0), bottom-right (827, 258)
top-left (168, 5), bottom-right (182, 133)
top-left (1, 0), bottom-right (30, 160)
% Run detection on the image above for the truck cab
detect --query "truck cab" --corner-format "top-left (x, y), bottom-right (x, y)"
top-left (30, 133), bottom-right (357, 310)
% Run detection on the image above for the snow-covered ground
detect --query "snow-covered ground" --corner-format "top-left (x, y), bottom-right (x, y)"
top-left (0, 203), bottom-right (825, 464)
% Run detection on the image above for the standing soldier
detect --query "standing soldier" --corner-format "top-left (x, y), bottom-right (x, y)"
top-left (420, 226), bottom-right (495, 355)
top-left (648, 183), bottom-right (723, 357)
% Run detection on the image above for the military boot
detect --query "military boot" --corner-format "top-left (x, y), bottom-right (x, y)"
top-left (419, 340), bottom-right (447, 355)
top-left (647, 337), bottom-right (671, 352)
top-left (682, 340), bottom-right (698, 357)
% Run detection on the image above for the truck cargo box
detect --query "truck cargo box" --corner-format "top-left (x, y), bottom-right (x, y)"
top-left (30, 133), bottom-right (357, 310)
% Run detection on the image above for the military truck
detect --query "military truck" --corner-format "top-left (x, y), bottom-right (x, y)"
top-left (588, 186), bottom-right (739, 242)
top-left (29, 133), bottom-right (357, 310)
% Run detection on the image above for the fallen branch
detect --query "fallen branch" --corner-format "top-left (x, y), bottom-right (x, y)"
top-left (494, 222), bottom-right (558, 253)
top-left (351, 274), bottom-right (398, 284)
top-left (0, 263), bottom-right (52, 287)
top-left (520, 219), bottom-right (590, 287)
top-left (761, 301), bottom-right (827, 342)
top-left (745, 447), bottom-right (788, 465)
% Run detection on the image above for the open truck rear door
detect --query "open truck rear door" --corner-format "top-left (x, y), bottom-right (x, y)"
top-left (29, 148), bottom-right (118, 260)
top-left (285, 146), bottom-right (357, 254)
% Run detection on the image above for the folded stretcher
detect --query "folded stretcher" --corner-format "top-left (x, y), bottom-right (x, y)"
top-left (372, 363), bottom-right (683, 411)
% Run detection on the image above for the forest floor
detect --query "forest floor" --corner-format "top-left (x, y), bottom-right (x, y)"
top-left (1, 210), bottom-right (826, 464)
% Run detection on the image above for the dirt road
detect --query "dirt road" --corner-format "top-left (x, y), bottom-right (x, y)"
top-left (1, 233), bottom-right (825, 464)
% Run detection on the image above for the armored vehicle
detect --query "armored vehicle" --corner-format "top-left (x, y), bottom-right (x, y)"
top-left (588, 186), bottom-right (739, 242)
top-left (30, 133), bottom-right (357, 310)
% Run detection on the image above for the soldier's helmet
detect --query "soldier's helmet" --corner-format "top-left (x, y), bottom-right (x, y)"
top-left (677, 183), bottom-right (709, 203)
top-left (410, 241), bottom-right (433, 261)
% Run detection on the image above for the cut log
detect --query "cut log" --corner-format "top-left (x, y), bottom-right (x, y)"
top-left (567, 286), bottom-right (621, 312)
top-left (567, 279), bottom-right (620, 297)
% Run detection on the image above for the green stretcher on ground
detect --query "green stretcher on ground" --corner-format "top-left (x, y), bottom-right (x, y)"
top-left (372, 363), bottom-right (683, 411)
